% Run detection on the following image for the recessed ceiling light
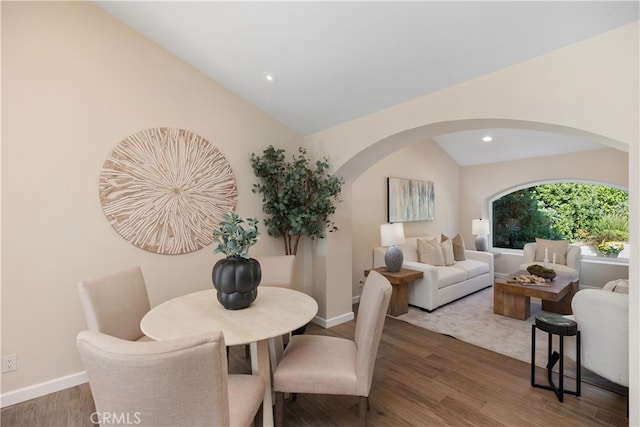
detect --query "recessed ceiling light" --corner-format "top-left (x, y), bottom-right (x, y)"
top-left (482, 136), bottom-right (493, 142)
top-left (263, 72), bottom-right (277, 83)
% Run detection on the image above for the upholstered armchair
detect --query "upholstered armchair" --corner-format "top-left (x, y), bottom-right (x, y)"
top-left (564, 280), bottom-right (629, 388)
top-left (77, 266), bottom-right (151, 341)
top-left (519, 240), bottom-right (582, 279)
top-left (248, 255), bottom-right (297, 365)
top-left (77, 330), bottom-right (264, 427)
top-left (254, 255), bottom-right (296, 288)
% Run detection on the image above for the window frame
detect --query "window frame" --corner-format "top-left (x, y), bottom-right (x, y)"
top-left (488, 179), bottom-right (629, 262)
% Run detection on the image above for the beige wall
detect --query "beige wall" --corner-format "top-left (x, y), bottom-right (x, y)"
top-left (1, 2), bottom-right (302, 396)
top-left (352, 139), bottom-right (461, 293)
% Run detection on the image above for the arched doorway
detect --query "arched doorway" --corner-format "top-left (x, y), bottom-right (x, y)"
top-left (319, 118), bottom-right (627, 324)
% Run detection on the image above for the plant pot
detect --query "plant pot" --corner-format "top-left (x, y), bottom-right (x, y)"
top-left (212, 256), bottom-right (261, 310)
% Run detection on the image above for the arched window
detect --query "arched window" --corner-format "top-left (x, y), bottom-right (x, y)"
top-left (491, 182), bottom-right (628, 260)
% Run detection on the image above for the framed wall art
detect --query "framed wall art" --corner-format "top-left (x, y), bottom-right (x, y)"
top-left (387, 177), bottom-right (435, 222)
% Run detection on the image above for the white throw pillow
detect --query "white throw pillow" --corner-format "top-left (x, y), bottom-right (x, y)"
top-left (441, 238), bottom-right (455, 266)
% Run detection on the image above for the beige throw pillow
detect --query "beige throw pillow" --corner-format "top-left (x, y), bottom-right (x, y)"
top-left (534, 238), bottom-right (569, 265)
top-left (417, 237), bottom-right (444, 266)
top-left (442, 233), bottom-right (466, 261)
top-left (441, 238), bottom-right (455, 266)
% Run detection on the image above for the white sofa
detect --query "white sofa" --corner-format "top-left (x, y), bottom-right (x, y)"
top-left (373, 236), bottom-right (494, 312)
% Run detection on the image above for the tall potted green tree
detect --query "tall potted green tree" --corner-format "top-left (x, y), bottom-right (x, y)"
top-left (211, 212), bottom-right (261, 310)
top-left (250, 146), bottom-right (344, 255)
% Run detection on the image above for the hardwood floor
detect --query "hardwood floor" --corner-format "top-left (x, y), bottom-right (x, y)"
top-left (1, 315), bottom-right (628, 426)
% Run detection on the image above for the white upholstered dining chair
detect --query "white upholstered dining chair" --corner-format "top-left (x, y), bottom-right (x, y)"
top-left (250, 255), bottom-right (297, 364)
top-left (77, 266), bottom-right (151, 341)
top-left (273, 270), bottom-right (392, 427)
top-left (77, 330), bottom-right (264, 427)
top-left (254, 255), bottom-right (296, 288)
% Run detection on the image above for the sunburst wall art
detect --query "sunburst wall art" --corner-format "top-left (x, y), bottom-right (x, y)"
top-left (100, 128), bottom-right (238, 255)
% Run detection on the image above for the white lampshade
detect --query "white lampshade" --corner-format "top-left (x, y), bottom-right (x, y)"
top-left (380, 223), bottom-right (405, 246)
top-left (471, 219), bottom-right (490, 235)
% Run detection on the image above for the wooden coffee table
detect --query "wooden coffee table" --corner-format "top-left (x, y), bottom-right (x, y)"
top-left (493, 271), bottom-right (578, 320)
top-left (364, 267), bottom-right (423, 316)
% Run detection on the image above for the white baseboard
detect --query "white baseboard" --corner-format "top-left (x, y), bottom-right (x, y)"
top-left (311, 311), bottom-right (354, 329)
top-left (0, 371), bottom-right (87, 408)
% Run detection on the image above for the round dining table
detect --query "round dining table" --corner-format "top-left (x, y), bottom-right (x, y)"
top-left (141, 286), bottom-right (318, 427)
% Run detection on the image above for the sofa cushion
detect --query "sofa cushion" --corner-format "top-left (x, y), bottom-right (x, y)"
top-left (534, 238), bottom-right (569, 265)
top-left (451, 259), bottom-right (489, 279)
top-left (436, 266), bottom-right (467, 289)
top-left (442, 233), bottom-right (466, 261)
top-left (417, 238), bottom-right (444, 266)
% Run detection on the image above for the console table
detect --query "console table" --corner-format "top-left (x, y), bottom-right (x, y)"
top-left (364, 267), bottom-right (423, 316)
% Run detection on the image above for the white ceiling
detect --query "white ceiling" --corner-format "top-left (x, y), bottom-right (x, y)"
top-left (94, 1), bottom-right (638, 166)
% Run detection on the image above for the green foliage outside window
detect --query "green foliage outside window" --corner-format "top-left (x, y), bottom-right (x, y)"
top-left (492, 183), bottom-right (628, 253)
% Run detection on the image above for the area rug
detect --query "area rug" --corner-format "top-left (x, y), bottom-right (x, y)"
top-left (396, 286), bottom-right (627, 395)
top-left (397, 287), bottom-right (549, 364)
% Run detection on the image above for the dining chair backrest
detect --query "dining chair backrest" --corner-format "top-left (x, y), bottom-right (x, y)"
top-left (353, 270), bottom-right (392, 395)
top-left (77, 266), bottom-right (150, 341)
top-left (77, 330), bottom-right (233, 426)
top-left (254, 255), bottom-right (296, 288)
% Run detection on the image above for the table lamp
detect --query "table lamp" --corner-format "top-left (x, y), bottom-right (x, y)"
top-left (472, 219), bottom-right (490, 251)
top-left (380, 223), bottom-right (405, 272)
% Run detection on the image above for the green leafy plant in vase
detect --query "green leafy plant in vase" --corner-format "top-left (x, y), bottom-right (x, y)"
top-left (250, 145), bottom-right (344, 255)
top-left (211, 212), bottom-right (261, 310)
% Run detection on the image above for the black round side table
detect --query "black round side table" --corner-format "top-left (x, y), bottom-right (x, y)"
top-left (531, 312), bottom-right (581, 402)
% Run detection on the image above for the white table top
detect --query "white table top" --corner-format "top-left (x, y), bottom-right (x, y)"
top-left (141, 287), bottom-right (318, 345)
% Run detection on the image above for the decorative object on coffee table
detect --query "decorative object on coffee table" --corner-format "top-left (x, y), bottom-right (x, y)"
top-left (380, 223), bottom-right (405, 272)
top-left (527, 264), bottom-right (557, 280)
top-left (100, 127), bottom-right (237, 255)
top-left (472, 218), bottom-right (490, 251)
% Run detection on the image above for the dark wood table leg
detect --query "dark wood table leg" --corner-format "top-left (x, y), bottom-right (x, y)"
top-left (542, 281), bottom-right (578, 314)
top-left (388, 282), bottom-right (408, 316)
top-left (495, 289), bottom-right (530, 320)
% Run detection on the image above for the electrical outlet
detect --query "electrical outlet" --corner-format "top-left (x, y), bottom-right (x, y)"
top-left (2, 354), bottom-right (17, 373)
top-left (358, 278), bottom-right (365, 288)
